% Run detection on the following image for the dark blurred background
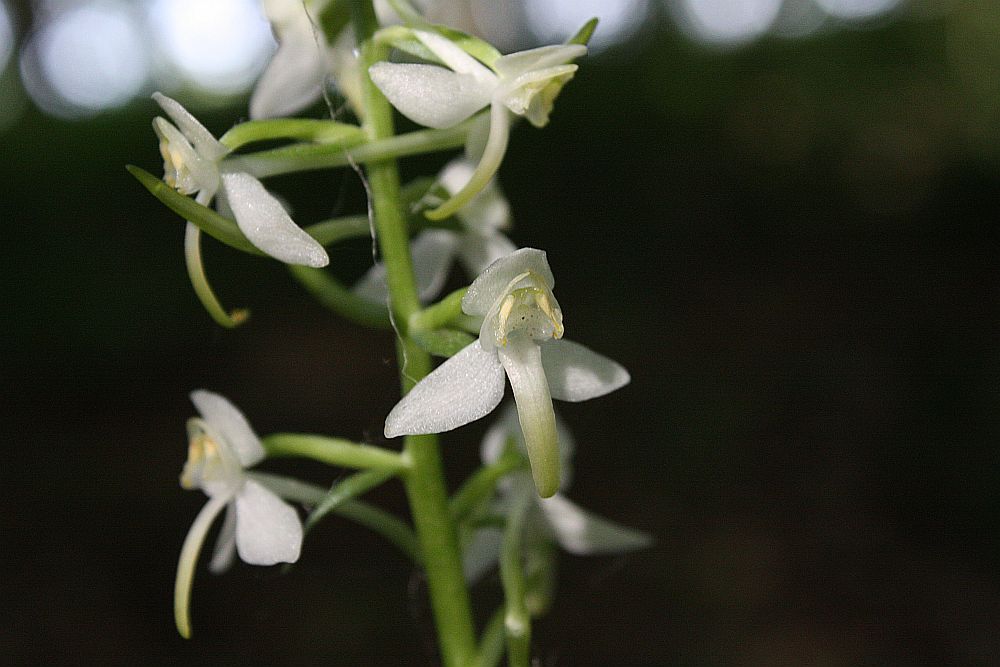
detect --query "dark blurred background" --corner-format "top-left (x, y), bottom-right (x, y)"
top-left (3, 0), bottom-right (1000, 664)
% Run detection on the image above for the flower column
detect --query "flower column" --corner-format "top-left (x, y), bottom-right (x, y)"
top-left (351, 2), bottom-right (476, 666)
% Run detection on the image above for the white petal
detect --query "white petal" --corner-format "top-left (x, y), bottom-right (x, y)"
top-left (234, 479), bottom-right (303, 565)
top-left (351, 261), bottom-right (390, 304)
top-left (154, 118), bottom-right (219, 195)
top-left (462, 247), bottom-right (554, 316)
top-left (540, 339), bottom-right (630, 402)
top-left (411, 230), bottom-right (460, 301)
top-left (498, 338), bottom-right (560, 498)
top-left (494, 44), bottom-right (587, 80)
top-left (329, 30), bottom-right (365, 115)
top-left (438, 158), bottom-right (476, 196)
top-left (479, 402), bottom-right (520, 465)
top-left (190, 390), bottom-right (265, 467)
top-left (499, 64), bottom-right (577, 126)
top-left (221, 172), bottom-right (329, 267)
top-left (439, 159), bottom-right (513, 234)
top-left (174, 493), bottom-right (231, 638)
top-left (353, 231), bottom-right (459, 304)
top-left (457, 231), bottom-right (516, 278)
top-left (152, 92), bottom-right (227, 161)
top-left (540, 494), bottom-right (652, 555)
top-left (249, 36), bottom-right (325, 119)
top-left (414, 30), bottom-right (495, 82)
top-left (208, 503), bottom-right (237, 574)
top-left (384, 340), bottom-right (505, 437)
top-left (369, 62), bottom-right (493, 129)
top-left (462, 526), bottom-right (503, 583)
top-left (554, 416), bottom-right (576, 491)
top-left (463, 113), bottom-right (491, 162)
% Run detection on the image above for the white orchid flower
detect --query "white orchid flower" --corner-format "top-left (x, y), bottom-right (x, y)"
top-left (174, 390), bottom-right (303, 638)
top-left (153, 92), bottom-right (329, 267)
top-left (463, 405), bottom-right (651, 586)
top-left (249, 0), bottom-right (330, 120)
top-left (369, 30), bottom-right (586, 219)
top-left (353, 157), bottom-right (516, 304)
top-left (384, 248), bottom-right (628, 497)
top-left (250, 0), bottom-right (424, 120)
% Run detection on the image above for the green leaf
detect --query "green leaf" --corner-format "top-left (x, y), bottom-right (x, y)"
top-left (126, 165), bottom-right (262, 255)
top-left (567, 18), bottom-right (599, 46)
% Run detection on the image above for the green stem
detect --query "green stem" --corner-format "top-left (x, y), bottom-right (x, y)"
top-left (223, 122), bottom-right (472, 180)
top-left (500, 491), bottom-right (533, 667)
top-left (450, 452), bottom-right (525, 522)
top-left (411, 287), bottom-right (468, 332)
top-left (263, 433), bottom-right (408, 472)
top-left (183, 221), bottom-right (249, 328)
top-left (474, 606), bottom-right (508, 667)
top-left (219, 118), bottom-right (365, 151)
top-left (288, 264), bottom-right (392, 328)
top-left (304, 215), bottom-right (371, 246)
top-left (353, 2), bottom-right (476, 665)
top-left (249, 472), bottom-right (421, 563)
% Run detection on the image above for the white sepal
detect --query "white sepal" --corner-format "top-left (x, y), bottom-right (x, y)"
top-left (462, 525), bottom-right (503, 583)
top-left (456, 230), bottom-right (516, 278)
top-left (220, 172), bottom-right (329, 268)
top-left (234, 479), bottom-right (303, 566)
top-left (539, 494), bottom-right (652, 555)
top-left (190, 389), bottom-right (265, 467)
top-left (353, 230), bottom-right (460, 304)
top-left (368, 62), bottom-right (493, 129)
top-left (462, 247), bottom-right (555, 316)
top-left (208, 503), bottom-right (238, 574)
top-left (493, 44), bottom-right (587, 81)
top-left (152, 92), bottom-right (227, 161)
top-left (153, 118), bottom-right (219, 196)
top-left (414, 30), bottom-right (495, 82)
top-left (540, 339), bottom-right (630, 402)
top-left (384, 340), bottom-right (506, 437)
top-left (250, 28), bottom-right (326, 119)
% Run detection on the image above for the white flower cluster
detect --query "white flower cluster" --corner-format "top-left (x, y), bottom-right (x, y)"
top-left (163, 1), bottom-right (646, 640)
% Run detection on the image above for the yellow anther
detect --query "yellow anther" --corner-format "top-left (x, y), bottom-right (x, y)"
top-left (496, 293), bottom-right (515, 347)
top-left (534, 290), bottom-right (563, 339)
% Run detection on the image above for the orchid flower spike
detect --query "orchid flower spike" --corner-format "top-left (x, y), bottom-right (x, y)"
top-left (249, 0), bottom-right (330, 119)
top-left (174, 390), bottom-right (303, 638)
top-left (369, 30), bottom-right (586, 220)
top-left (153, 92), bottom-right (328, 267)
top-left (384, 248), bottom-right (629, 497)
top-left (353, 157), bottom-right (516, 304)
top-left (463, 405), bottom-right (652, 585)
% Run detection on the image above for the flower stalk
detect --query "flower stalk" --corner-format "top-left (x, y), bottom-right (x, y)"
top-left (352, 2), bottom-right (477, 665)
